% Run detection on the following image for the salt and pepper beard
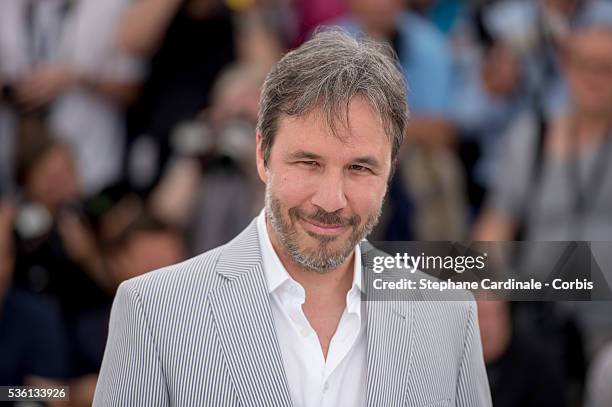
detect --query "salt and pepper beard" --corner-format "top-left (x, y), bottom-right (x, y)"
top-left (264, 180), bottom-right (383, 273)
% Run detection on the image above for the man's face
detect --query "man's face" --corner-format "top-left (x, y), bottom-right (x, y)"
top-left (27, 146), bottom-right (80, 213)
top-left (565, 29), bottom-right (612, 115)
top-left (110, 230), bottom-right (186, 284)
top-left (256, 97), bottom-right (392, 273)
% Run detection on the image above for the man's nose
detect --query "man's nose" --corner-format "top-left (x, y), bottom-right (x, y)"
top-left (310, 169), bottom-right (348, 213)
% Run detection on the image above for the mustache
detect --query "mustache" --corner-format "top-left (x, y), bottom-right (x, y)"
top-left (290, 207), bottom-right (360, 227)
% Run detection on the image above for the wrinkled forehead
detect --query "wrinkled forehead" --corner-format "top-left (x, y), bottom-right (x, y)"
top-left (274, 98), bottom-right (393, 160)
top-left (285, 99), bottom-right (389, 143)
top-left (299, 98), bottom-right (387, 140)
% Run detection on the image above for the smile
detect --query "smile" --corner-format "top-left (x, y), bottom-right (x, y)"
top-left (299, 217), bottom-right (348, 236)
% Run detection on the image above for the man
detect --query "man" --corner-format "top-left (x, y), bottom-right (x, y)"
top-left (483, 0), bottom-right (612, 117)
top-left (0, 199), bottom-right (70, 404)
top-left (473, 22), bottom-right (612, 364)
top-left (94, 31), bottom-right (491, 406)
top-left (474, 24), bottom-right (612, 242)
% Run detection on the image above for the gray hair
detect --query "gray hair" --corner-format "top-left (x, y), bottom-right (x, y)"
top-left (257, 29), bottom-right (409, 167)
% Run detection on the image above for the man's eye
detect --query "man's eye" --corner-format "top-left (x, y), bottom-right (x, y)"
top-left (349, 164), bottom-right (371, 173)
top-left (298, 161), bottom-right (319, 167)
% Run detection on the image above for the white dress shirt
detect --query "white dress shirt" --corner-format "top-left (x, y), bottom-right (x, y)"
top-left (256, 210), bottom-right (366, 407)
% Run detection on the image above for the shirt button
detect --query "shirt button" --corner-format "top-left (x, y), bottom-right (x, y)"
top-left (301, 327), bottom-right (310, 337)
top-left (323, 382), bottom-right (329, 392)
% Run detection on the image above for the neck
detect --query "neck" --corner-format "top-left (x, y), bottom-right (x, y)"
top-left (266, 219), bottom-right (355, 298)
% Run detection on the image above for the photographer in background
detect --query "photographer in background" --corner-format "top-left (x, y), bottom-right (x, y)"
top-left (148, 63), bottom-right (267, 253)
top-left (473, 21), bottom-right (612, 362)
top-left (118, 0), bottom-right (281, 193)
top-left (10, 115), bottom-right (114, 405)
top-left (0, 197), bottom-right (70, 406)
top-left (119, 0), bottom-right (237, 176)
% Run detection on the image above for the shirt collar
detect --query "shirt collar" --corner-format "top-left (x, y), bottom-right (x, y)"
top-left (256, 209), bottom-right (363, 295)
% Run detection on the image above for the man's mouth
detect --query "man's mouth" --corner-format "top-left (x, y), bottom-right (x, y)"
top-left (299, 217), bottom-right (348, 236)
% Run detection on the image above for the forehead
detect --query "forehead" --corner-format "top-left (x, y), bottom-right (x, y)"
top-left (272, 97), bottom-right (392, 160)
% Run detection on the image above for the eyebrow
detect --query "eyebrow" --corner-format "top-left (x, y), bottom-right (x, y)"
top-left (287, 150), bottom-right (322, 161)
top-left (352, 156), bottom-right (382, 169)
top-left (287, 150), bottom-right (382, 169)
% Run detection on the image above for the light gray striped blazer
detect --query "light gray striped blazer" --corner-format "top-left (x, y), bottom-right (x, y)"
top-left (93, 219), bottom-right (492, 406)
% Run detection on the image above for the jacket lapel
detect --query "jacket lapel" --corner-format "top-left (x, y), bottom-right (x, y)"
top-left (209, 219), bottom-right (293, 407)
top-left (361, 242), bottom-right (416, 406)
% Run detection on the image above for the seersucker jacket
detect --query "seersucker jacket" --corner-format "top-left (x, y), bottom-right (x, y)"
top-left (93, 218), bottom-right (492, 406)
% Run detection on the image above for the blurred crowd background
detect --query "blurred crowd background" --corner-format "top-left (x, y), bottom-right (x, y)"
top-left (1, 0), bottom-right (612, 405)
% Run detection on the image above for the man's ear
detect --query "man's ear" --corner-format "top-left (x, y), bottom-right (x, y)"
top-left (255, 132), bottom-right (268, 183)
